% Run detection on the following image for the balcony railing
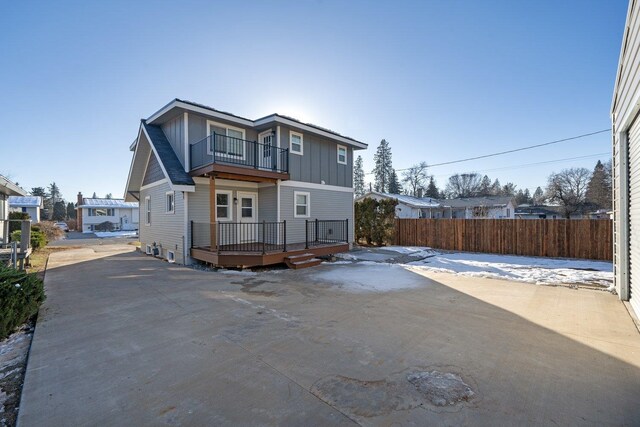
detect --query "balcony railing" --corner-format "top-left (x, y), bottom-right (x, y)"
top-left (190, 133), bottom-right (289, 174)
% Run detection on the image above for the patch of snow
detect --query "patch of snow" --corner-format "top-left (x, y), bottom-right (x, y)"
top-left (94, 231), bottom-right (138, 238)
top-left (216, 269), bottom-right (258, 276)
top-left (335, 253), bottom-right (358, 260)
top-left (315, 264), bottom-right (427, 293)
top-left (323, 260), bottom-right (353, 265)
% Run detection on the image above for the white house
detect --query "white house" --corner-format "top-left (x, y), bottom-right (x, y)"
top-left (76, 193), bottom-right (139, 233)
top-left (355, 192), bottom-right (440, 218)
top-left (612, 0), bottom-right (640, 317)
top-left (8, 196), bottom-right (43, 222)
top-left (0, 175), bottom-right (27, 243)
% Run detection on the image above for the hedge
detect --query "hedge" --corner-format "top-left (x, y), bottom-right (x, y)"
top-left (0, 265), bottom-right (45, 340)
top-left (10, 229), bottom-right (47, 251)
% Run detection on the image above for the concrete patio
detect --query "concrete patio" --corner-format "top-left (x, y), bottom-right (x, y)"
top-left (17, 245), bottom-right (640, 426)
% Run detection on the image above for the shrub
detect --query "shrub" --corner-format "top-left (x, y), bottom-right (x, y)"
top-left (354, 198), bottom-right (398, 246)
top-left (34, 221), bottom-right (65, 242)
top-left (0, 264), bottom-right (45, 340)
top-left (94, 221), bottom-right (115, 232)
top-left (66, 219), bottom-right (77, 231)
top-left (10, 230), bottom-right (47, 250)
top-left (8, 211), bottom-right (30, 233)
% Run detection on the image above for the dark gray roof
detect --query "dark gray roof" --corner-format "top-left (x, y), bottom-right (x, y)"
top-left (142, 121), bottom-right (195, 187)
top-left (440, 196), bottom-right (515, 208)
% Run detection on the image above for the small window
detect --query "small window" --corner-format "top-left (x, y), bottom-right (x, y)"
top-left (167, 251), bottom-right (175, 263)
top-left (146, 244), bottom-right (152, 255)
top-left (166, 191), bottom-right (175, 213)
top-left (294, 191), bottom-right (310, 218)
top-left (216, 191), bottom-right (232, 221)
top-left (337, 145), bottom-right (347, 165)
top-left (290, 131), bottom-right (303, 155)
top-left (145, 196), bottom-right (151, 225)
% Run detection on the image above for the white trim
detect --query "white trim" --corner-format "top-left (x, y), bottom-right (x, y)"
top-left (618, 90), bottom-right (640, 133)
top-left (276, 125), bottom-right (281, 149)
top-left (294, 191), bottom-right (310, 218)
top-left (124, 125), bottom-right (145, 199)
top-left (173, 185), bottom-right (196, 192)
top-left (290, 130), bottom-right (303, 155)
top-left (165, 191), bottom-right (175, 214)
top-left (146, 100), bottom-right (367, 149)
top-left (236, 191), bottom-right (258, 223)
top-left (337, 144), bottom-right (347, 165)
top-left (280, 180), bottom-right (355, 193)
top-left (193, 177), bottom-right (259, 188)
top-left (206, 119), bottom-right (247, 159)
top-left (184, 112), bottom-right (189, 172)
top-left (183, 192), bottom-right (189, 265)
top-left (167, 250), bottom-right (175, 263)
top-left (140, 178), bottom-right (168, 191)
top-left (215, 190), bottom-right (233, 221)
top-left (144, 196), bottom-right (151, 226)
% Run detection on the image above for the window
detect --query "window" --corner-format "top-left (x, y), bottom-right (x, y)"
top-left (146, 245), bottom-right (152, 255)
top-left (506, 208), bottom-right (511, 217)
top-left (294, 191), bottom-right (310, 218)
top-left (88, 208), bottom-right (115, 216)
top-left (145, 196), bottom-right (151, 225)
top-left (241, 197), bottom-right (253, 218)
top-left (215, 191), bottom-right (232, 221)
top-left (167, 251), bottom-right (175, 263)
top-left (207, 120), bottom-right (246, 159)
top-left (290, 131), bottom-right (303, 155)
top-left (337, 145), bottom-right (347, 165)
top-left (166, 191), bottom-right (175, 214)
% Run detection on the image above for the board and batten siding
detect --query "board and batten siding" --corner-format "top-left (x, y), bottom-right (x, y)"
top-left (613, 0), bottom-right (640, 300)
top-left (279, 124), bottom-right (353, 188)
top-left (161, 115), bottom-right (185, 168)
top-left (187, 113), bottom-right (258, 145)
top-left (279, 184), bottom-right (354, 244)
top-left (140, 181), bottom-right (186, 264)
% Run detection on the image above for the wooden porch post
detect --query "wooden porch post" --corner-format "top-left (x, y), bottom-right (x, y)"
top-left (209, 176), bottom-right (217, 252)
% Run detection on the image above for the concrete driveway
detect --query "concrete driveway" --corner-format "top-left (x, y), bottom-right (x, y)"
top-left (18, 246), bottom-right (640, 426)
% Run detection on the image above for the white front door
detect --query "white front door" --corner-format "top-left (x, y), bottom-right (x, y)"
top-left (259, 131), bottom-right (273, 170)
top-left (237, 192), bottom-right (258, 242)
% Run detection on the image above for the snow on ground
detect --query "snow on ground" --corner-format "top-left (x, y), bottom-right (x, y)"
top-left (315, 264), bottom-right (427, 293)
top-left (380, 246), bottom-right (438, 258)
top-left (94, 231), bottom-right (138, 238)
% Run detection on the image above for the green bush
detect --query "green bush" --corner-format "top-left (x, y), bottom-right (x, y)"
top-left (0, 265), bottom-right (45, 340)
top-left (10, 230), bottom-right (48, 251)
top-left (355, 198), bottom-right (398, 246)
top-left (8, 211), bottom-right (30, 233)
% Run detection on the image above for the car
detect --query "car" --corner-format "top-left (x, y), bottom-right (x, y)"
top-left (54, 222), bottom-right (69, 232)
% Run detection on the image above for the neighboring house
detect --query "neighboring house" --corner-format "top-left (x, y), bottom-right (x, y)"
top-left (8, 196), bottom-right (43, 222)
top-left (612, 0), bottom-right (640, 317)
top-left (589, 209), bottom-right (613, 220)
top-left (76, 193), bottom-right (139, 233)
top-left (355, 191), bottom-right (439, 218)
top-left (0, 175), bottom-right (27, 243)
top-left (124, 99), bottom-right (366, 267)
top-left (514, 204), bottom-right (589, 220)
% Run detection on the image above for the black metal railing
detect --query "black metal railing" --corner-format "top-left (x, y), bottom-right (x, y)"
top-left (190, 133), bottom-right (289, 173)
top-left (305, 219), bottom-right (349, 249)
top-left (190, 221), bottom-right (287, 254)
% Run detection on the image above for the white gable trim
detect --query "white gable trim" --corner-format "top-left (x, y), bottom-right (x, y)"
top-left (124, 125), bottom-right (145, 199)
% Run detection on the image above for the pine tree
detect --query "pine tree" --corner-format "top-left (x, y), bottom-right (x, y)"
top-left (92, 192), bottom-right (97, 198)
top-left (585, 160), bottom-right (612, 210)
top-left (425, 176), bottom-right (440, 199)
top-left (105, 193), bottom-right (113, 199)
top-left (52, 201), bottom-right (67, 221)
top-left (478, 175), bottom-right (492, 196)
top-left (353, 155), bottom-right (366, 197)
top-left (388, 169), bottom-right (402, 194)
top-left (47, 182), bottom-right (61, 220)
top-left (490, 179), bottom-right (502, 196)
top-left (66, 202), bottom-right (75, 220)
top-left (372, 139), bottom-right (394, 193)
top-left (502, 182), bottom-right (517, 197)
top-left (533, 187), bottom-right (545, 205)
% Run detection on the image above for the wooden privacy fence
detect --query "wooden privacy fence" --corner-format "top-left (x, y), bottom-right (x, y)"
top-left (394, 219), bottom-right (613, 261)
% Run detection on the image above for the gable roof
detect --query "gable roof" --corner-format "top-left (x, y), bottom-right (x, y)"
top-left (146, 98), bottom-right (367, 149)
top-left (142, 121), bottom-right (195, 187)
top-left (0, 175), bottom-right (27, 197)
top-left (440, 196), bottom-right (515, 208)
top-left (8, 196), bottom-right (43, 207)
top-left (78, 198), bottom-right (138, 209)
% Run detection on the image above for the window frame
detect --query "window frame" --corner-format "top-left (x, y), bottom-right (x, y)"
top-left (337, 144), bottom-right (347, 165)
top-left (215, 190), bottom-right (233, 222)
top-left (289, 131), bottom-right (304, 155)
top-left (146, 244), bottom-right (152, 255)
top-left (145, 196), bottom-right (151, 226)
top-left (165, 191), bottom-right (175, 214)
top-left (206, 120), bottom-right (247, 160)
top-left (167, 250), bottom-right (175, 263)
top-left (293, 191), bottom-right (310, 218)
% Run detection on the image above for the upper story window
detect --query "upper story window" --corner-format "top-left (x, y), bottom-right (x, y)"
top-left (207, 120), bottom-right (246, 159)
top-left (337, 145), bottom-right (347, 165)
top-left (166, 191), bottom-right (175, 214)
top-left (290, 131), bottom-right (303, 155)
top-left (294, 191), bottom-right (310, 218)
top-left (145, 196), bottom-right (151, 225)
top-left (216, 190), bottom-right (232, 221)
top-left (89, 208), bottom-right (115, 216)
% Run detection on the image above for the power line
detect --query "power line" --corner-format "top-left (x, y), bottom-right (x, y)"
top-left (364, 128), bottom-right (611, 174)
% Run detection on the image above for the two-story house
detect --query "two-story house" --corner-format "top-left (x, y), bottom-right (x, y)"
top-left (76, 193), bottom-right (139, 233)
top-left (125, 99), bottom-right (367, 267)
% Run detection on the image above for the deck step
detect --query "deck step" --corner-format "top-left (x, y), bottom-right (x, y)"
top-left (286, 258), bottom-right (323, 269)
top-left (285, 253), bottom-right (316, 262)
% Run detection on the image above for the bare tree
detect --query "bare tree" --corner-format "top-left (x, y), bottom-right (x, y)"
top-left (545, 167), bottom-right (591, 218)
top-left (402, 162), bottom-right (429, 197)
top-left (445, 173), bottom-right (482, 198)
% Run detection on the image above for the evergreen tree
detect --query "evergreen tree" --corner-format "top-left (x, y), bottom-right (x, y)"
top-left (92, 192), bottom-right (97, 198)
top-left (372, 139), bottom-right (394, 192)
top-left (585, 160), bottom-right (612, 210)
top-left (388, 169), bottom-right (403, 194)
top-left (425, 176), bottom-right (440, 199)
top-left (502, 182), bottom-right (517, 197)
top-left (353, 155), bottom-right (366, 197)
top-left (31, 187), bottom-right (50, 219)
top-left (52, 201), bottom-right (67, 221)
top-left (66, 202), bottom-right (75, 220)
top-left (490, 179), bottom-right (502, 196)
top-left (31, 187), bottom-right (46, 197)
top-left (478, 175), bottom-right (492, 196)
top-left (47, 182), bottom-right (61, 220)
top-left (533, 187), bottom-right (545, 205)
top-left (105, 193), bottom-right (113, 199)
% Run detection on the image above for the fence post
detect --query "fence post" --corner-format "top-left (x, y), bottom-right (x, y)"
top-left (262, 220), bottom-right (266, 255)
top-left (283, 220), bottom-right (287, 252)
top-left (10, 241), bottom-right (17, 269)
top-left (305, 220), bottom-right (309, 249)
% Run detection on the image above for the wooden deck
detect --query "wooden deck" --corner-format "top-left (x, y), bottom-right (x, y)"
top-left (190, 242), bottom-right (349, 268)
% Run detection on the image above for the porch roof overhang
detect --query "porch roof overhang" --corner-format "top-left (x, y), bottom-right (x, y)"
top-left (190, 163), bottom-right (290, 184)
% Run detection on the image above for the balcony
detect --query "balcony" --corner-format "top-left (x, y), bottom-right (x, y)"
top-left (190, 133), bottom-right (289, 181)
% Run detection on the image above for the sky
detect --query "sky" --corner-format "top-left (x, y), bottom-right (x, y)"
top-left (0, 0), bottom-right (629, 201)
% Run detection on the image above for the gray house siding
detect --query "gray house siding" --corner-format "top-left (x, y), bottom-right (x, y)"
top-left (142, 153), bottom-right (164, 186)
top-left (279, 184), bottom-right (354, 244)
top-left (161, 115), bottom-right (185, 167)
top-left (139, 181), bottom-right (186, 264)
top-left (280, 124), bottom-right (353, 187)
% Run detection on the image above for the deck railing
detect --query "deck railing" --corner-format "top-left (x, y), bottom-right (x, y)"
top-left (191, 221), bottom-right (287, 254)
top-left (305, 219), bottom-right (349, 249)
top-left (190, 133), bottom-right (289, 173)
